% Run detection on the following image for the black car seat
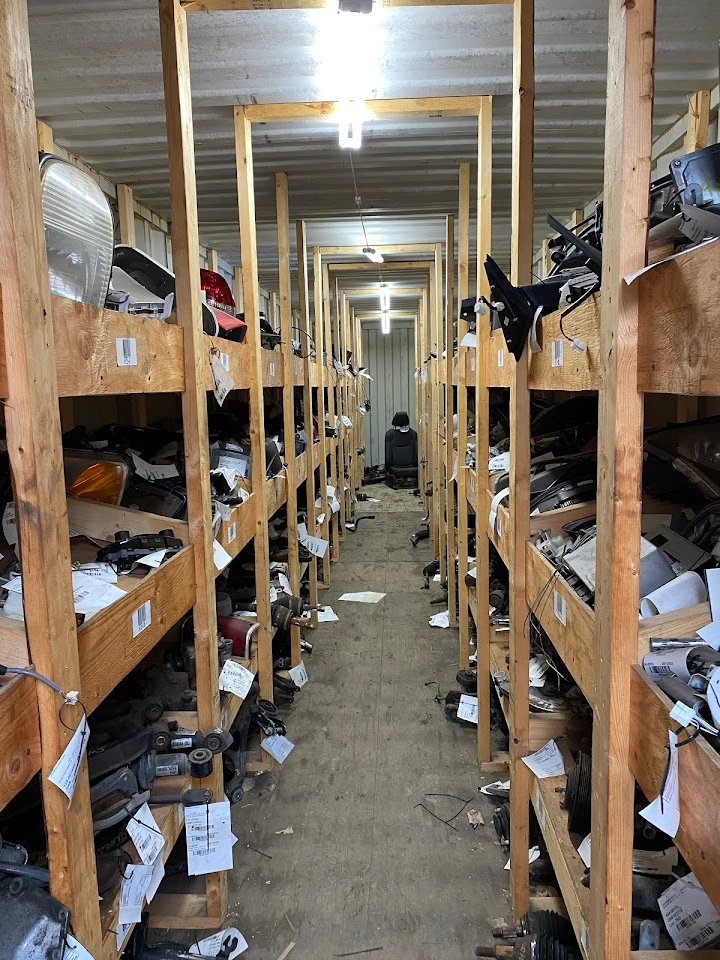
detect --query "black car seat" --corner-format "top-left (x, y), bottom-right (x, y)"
top-left (385, 411), bottom-right (418, 484)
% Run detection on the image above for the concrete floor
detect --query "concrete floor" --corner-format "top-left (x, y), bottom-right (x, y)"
top-left (228, 487), bottom-right (509, 960)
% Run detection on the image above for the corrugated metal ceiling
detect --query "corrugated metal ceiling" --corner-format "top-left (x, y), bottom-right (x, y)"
top-left (28, 0), bottom-right (720, 299)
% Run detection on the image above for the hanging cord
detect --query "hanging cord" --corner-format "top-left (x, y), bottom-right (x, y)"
top-left (0, 663), bottom-right (84, 730)
top-left (349, 153), bottom-right (373, 251)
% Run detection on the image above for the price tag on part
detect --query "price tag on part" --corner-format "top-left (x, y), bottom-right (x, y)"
top-left (48, 713), bottom-right (90, 803)
top-left (209, 350), bottom-right (236, 407)
top-left (64, 935), bottom-right (95, 960)
top-left (219, 660), bottom-right (255, 700)
top-left (261, 734), bottom-right (295, 763)
top-left (119, 863), bottom-right (154, 923)
top-left (185, 800), bottom-right (234, 876)
top-left (127, 802), bottom-right (165, 865)
top-left (289, 661), bottom-right (309, 688)
top-left (457, 694), bottom-right (478, 724)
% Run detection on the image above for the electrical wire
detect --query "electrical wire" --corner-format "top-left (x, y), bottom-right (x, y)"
top-left (348, 153), bottom-right (372, 251)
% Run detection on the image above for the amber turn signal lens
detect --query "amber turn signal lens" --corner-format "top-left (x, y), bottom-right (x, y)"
top-left (68, 463), bottom-right (125, 504)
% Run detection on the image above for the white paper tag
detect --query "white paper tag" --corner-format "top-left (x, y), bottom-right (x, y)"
top-left (497, 348), bottom-right (504, 368)
top-left (185, 800), bottom-right (234, 875)
top-left (341, 415), bottom-right (353, 428)
top-left (137, 548), bottom-right (167, 569)
top-left (132, 600), bottom-right (152, 638)
top-left (278, 571), bottom-right (291, 594)
top-left (429, 610), bottom-right (450, 628)
top-left (261, 734), bottom-right (295, 763)
top-left (119, 862), bottom-right (154, 923)
top-left (639, 729), bottom-right (680, 838)
top-left (116, 924), bottom-right (131, 952)
top-left (210, 351), bottom-right (236, 406)
top-left (317, 606), bottom-right (339, 622)
top-left (330, 497), bottom-right (341, 514)
top-left (219, 660), bottom-right (255, 699)
top-left (190, 928), bottom-right (248, 958)
top-left (145, 850), bottom-right (165, 904)
top-left (659, 872), bottom-right (720, 950)
top-left (64, 934), bottom-right (95, 960)
top-left (632, 846), bottom-right (679, 875)
top-left (131, 452), bottom-right (179, 481)
top-left (289, 661), bottom-right (309, 688)
top-left (116, 337), bottom-right (138, 367)
top-left (457, 694), bottom-right (478, 724)
top-left (127, 803), bottom-right (165, 865)
top-left (76, 562), bottom-right (117, 583)
top-left (69, 571), bottom-right (126, 616)
top-left (214, 538), bottom-right (233, 571)
top-left (521, 739), bottom-right (566, 779)
top-left (227, 521), bottom-right (237, 544)
top-left (578, 833), bottom-right (592, 868)
top-left (298, 522), bottom-right (329, 559)
top-left (553, 589), bottom-right (567, 626)
top-left (460, 332), bottom-right (477, 348)
top-left (48, 714), bottom-right (89, 803)
top-left (551, 339), bottom-right (563, 367)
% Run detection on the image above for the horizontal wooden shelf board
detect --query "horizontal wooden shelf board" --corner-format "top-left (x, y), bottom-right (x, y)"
top-left (67, 498), bottom-right (189, 543)
top-left (215, 493), bottom-right (256, 563)
top-left (629, 667), bottom-right (720, 912)
top-left (531, 774), bottom-right (591, 960)
top-left (52, 294), bottom-right (185, 397)
top-left (527, 295), bottom-right (600, 393)
top-left (525, 542), bottom-right (596, 706)
top-left (0, 675), bottom-right (41, 813)
top-left (485, 330), bottom-right (513, 388)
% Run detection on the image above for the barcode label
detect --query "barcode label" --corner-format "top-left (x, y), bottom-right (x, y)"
top-left (646, 664), bottom-right (674, 676)
top-left (116, 337), bottom-right (138, 367)
top-left (132, 600), bottom-right (152, 637)
top-left (688, 924), bottom-right (716, 947)
top-left (497, 348), bottom-right (504, 368)
top-left (551, 339), bottom-right (563, 367)
top-left (220, 352), bottom-right (230, 371)
top-left (228, 522), bottom-right (237, 543)
top-left (679, 910), bottom-right (703, 930)
top-left (553, 589), bottom-right (566, 625)
top-left (269, 361), bottom-right (276, 377)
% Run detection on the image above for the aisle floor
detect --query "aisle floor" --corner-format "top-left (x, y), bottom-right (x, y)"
top-left (229, 488), bottom-right (509, 959)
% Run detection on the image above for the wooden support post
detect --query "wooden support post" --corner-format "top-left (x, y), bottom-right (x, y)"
top-left (476, 97), bottom-right (494, 767)
top-left (296, 221), bottom-right (319, 617)
top-left (0, 2), bottom-right (102, 950)
top-left (457, 165), bottom-right (470, 667)
top-left (590, 2), bottom-right (655, 958)
top-left (434, 244), bottom-right (446, 579)
top-left (276, 174), bottom-right (301, 664)
top-left (508, 0), bottom-right (534, 920)
top-left (313, 247), bottom-right (330, 586)
top-left (117, 183), bottom-right (137, 247)
top-left (445, 215), bottom-right (457, 626)
top-left (234, 265), bottom-right (244, 312)
top-left (159, 0), bottom-right (227, 920)
top-left (324, 266), bottom-right (340, 561)
top-left (336, 285), bottom-right (347, 541)
top-left (206, 247), bottom-right (219, 274)
top-left (420, 289), bottom-right (430, 517)
top-left (234, 107), bottom-right (273, 710)
top-left (676, 90), bottom-right (710, 423)
top-left (542, 238), bottom-right (552, 277)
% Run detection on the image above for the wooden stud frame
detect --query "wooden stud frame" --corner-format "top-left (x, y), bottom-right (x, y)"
top-left (183, 0), bottom-right (511, 11)
top-left (445, 215), bottom-right (457, 626)
top-left (456, 162), bottom-right (471, 669)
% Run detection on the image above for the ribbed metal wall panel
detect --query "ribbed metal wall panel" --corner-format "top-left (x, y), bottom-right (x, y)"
top-left (362, 321), bottom-right (416, 468)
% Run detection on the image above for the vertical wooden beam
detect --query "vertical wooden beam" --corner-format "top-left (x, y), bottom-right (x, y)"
top-left (0, 2), bottom-right (101, 950)
top-left (685, 89), bottom-right (710, 152)
top-left (296, 221), bottom-right (319, 617)
top-left (434, 244), bottom-right (446, 581)
top-left (457, 165), bottom-right (470, 668)
top-left (234, 106), bottom-right (273, 710)
top-left (159, 0), bottom-right (227, 920)
top-left (276, 174), bottom-right (301, 664)
top-left (36, 118), bottom-right (54, 153)
top-left (313, 247), bottom-right (330, 586)
top-left (234, 265), bottom-right (244, 312)
top-left (476, 97), bottom-right (494, 767)
top-left (117, 183), bottom-right (137, 248)
top-left (571, 207), bottom-right (584, 228)
top-left (323, 265), bottom-right (340, 562)
top-left (336, 285), bottom-right (347, 541)
top-left (508, 0), bottom-right (534, 920)
top-left (445, 215), bottom-right (457, 626)
top-left (541, 238), bottom-right (552, 277)
top-left (590, 2), bottom-right (656, 958)
top-left (206, 247), bottom-right (219, 274)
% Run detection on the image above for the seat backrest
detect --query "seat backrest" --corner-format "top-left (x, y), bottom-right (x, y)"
top-left (385, 427), bottom-right (418, 469)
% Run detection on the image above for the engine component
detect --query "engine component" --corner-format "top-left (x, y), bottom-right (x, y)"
top-left (148, 787), bottom-right (213, 807)
top-left (93, 791), bottom-right (150, 834)
top-left (89, 723), bottom-right (172, 780)
top-left (134, 752), bottom-right (190, 790)
top-left (563, 751), bottom-right (592, 837)
top-left (0, 876), bottom-right (69, 960)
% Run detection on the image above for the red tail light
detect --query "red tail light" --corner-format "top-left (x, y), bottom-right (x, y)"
top-left (200, 269), bottom-right (235, 314)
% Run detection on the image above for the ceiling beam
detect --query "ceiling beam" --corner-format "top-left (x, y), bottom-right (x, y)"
top-left (183, 0), bottom-right (510, 11)
top-left (340, 287), bottom-right (426, 296)
top-left (244, 98), bottom-right (492, 123)
top-left (327, 260), bottom-right (434, 273)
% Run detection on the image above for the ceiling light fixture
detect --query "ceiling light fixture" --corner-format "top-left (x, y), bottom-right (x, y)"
top-left (381, 310), bottom-right (390, 334)
top-left (363, 247), bottom-right (384, 263)
top-left (379, 282), bottom-right (390, 311)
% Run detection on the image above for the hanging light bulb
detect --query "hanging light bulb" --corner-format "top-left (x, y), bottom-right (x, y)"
top-left (381, 310), bottom-right (390, 335)
top-left (379, 282), bottom-right (390, 312)
top-left (338, 101), bottom-right (365, 150)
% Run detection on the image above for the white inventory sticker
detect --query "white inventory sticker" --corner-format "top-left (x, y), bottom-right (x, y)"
top-left (289, 661), bottom-right (309, 688)
top-left (209, 350), bottom-right (235, 406)
top-left (116, 336), bottom-right (138, 367)
top-left (497, 348), bottom-right (504, 368)
top-left (457, 694), bottom-right (478, 724)
top-left (228, 521), bottom-right (237, 544)
top-left (659, 872), bottom-right (720, 950)
top-left (220, 352), bottom-right (230, 371)
top-left (551, 338), bottom-right (563, 367)
top-left (219, 660), bottom-right (255, 700)
top-left (132, 600), bottom-right (152, 637)
top-left (553, 589), bottom-right (567, 626)
top-left (127, 802), bottom-right (165, 865)
top-left (185, 800), bottom-right (234, 876)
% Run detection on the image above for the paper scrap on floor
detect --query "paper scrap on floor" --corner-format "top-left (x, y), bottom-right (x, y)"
top-left (480, 780), bottom-right (510, 796)
top-left (339, 591), bottom-right (386, 603)
top-left (190, 928), bottom-right (248, 958)
top-left (429, 610), bottom-right (450, 628)
top-left (317, 606), bottom-right (339, 622)
top-left (521, 739), bottom-right (566, 778)
top-left (505, 846), bottom-right (541, 870)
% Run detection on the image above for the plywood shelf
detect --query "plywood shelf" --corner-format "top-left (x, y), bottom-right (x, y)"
top-left (214, 493), bottom-right (257, 563)
top-left (629, 667), bottom-right (720, 913)
top-left (485, 329), bottom-right (513, 388)
top-left (531, 773), bottom-right (591, 960)
top-left (52, 294), bottom-right (185, 398)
